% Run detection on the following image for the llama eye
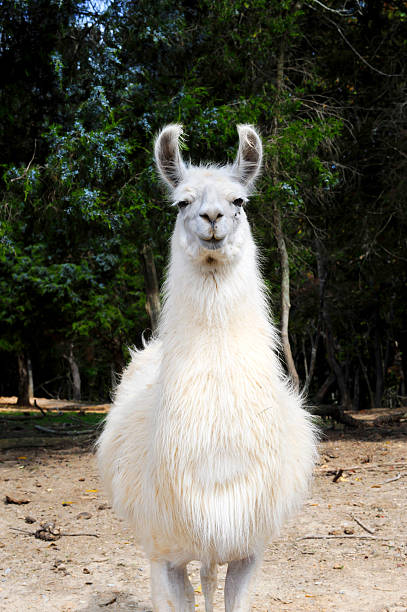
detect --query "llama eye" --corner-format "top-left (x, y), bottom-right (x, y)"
top-left (233, 198), bottom-right (244, 207)
top-left (177, 200), bottom-right (189, 210)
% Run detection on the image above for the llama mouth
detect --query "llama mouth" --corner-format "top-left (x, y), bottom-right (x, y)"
top-left (200, 237), bottom-right (225, 250)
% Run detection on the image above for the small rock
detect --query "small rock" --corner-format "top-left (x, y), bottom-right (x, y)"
top-left (25, 516), bottom-right (36, 524)
top-left (76, 511), bottom-right (92, 520)
top-left (97, 503), bottom-right (111, 511)
top-left (99, 596), bottom-right (117, 607)
top-left (83, 568), bottom-right (91, 574)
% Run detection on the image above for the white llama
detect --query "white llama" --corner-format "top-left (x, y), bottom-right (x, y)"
top-left (97, 124), bottom-right (317, 611)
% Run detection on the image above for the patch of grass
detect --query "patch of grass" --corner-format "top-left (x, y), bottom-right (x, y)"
top-left (0, 411), bottom-right (105, 437)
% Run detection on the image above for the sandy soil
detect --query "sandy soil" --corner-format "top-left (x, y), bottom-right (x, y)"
top-left (0, 422), bottom-right (406, 611)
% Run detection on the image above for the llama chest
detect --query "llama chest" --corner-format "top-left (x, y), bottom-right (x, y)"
top-left (153, 349), bottom-right (284, 490)
top-left (148, 364), bottom-right (287, 560)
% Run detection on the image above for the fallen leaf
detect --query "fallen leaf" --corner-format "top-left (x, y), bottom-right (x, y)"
top-left (5, 495), bottom-right (30, 505)
top-left (35, 525), bottom-right (61, 541)
top-left (85, 489), bottom-right (98, 493)
top-left (333, 565), bottom-right (344, 570)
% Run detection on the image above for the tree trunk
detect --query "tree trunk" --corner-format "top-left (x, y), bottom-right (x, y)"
top-left (270, 40), bottom-right (299, 391)
top-left (314, 371), bottom-right (336, 404)
top-left (273, 203), bottom-right (300, 391)
top-left (399, 331), bottom-right (407, 398)
top-left (315, 240), bottom-right (351, 408)
top-left (64, 344), bottom-right (81, 402)
top-left (302, 336), bottom-right (309, 380)
top-left (142, 243), bottom-right (161, 333)
top-left (353, 366), bottom-right (360, 410)
top-left (27, 356), bottom-right (34, 401)
top-left (358, 352), bottom-right (375, 409)
top-left (17, 352), bottom-right (30, 406)
top-left (304, 275), bottom-right (324, 395)
top-left (374, 321), bottom-right (384, 408)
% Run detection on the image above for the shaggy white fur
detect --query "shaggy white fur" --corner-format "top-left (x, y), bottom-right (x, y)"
top-left (97, 124), bottom-right (318, 612)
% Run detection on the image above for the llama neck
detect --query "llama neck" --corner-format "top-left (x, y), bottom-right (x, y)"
top-left (159, 227), bottom-right (272, 343)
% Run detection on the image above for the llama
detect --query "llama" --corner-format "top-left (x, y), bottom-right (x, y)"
top-left (97, 124), bottom-right (317, 611)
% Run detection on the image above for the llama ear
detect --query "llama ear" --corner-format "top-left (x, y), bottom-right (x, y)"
top-left (233, 124), bottom-right (263, 186)
top-left (154, 124), bottom-right (186, 188)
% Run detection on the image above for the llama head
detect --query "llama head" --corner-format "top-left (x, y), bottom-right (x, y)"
top-left (155, 124), bottom-right (262, 265)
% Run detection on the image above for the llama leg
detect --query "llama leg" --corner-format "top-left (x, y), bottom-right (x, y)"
top-left (224, 554), bottom-right (260, 612)
top-left (150, 560), bottom-right (195, 612)
top-left (200, 561), bottom-right (217, 612)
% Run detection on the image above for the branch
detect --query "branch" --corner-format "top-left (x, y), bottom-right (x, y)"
top-left (10, 140), bottom-right (37, 182)
top-left (308, 0), bottom-right (354, 16)
top-left (350, 514), bottom-right (375, 535)
top-left (297, 534), bottom-right (383, 541)
top-left (309, 404), bottom-right (361, 427)
top-left (333, 23), bottom-right (401, 77)
top-left (34, 425), bottom-right (97, 436)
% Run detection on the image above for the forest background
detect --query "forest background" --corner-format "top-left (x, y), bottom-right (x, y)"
top-left (1, 0), bottom-right (406, 415)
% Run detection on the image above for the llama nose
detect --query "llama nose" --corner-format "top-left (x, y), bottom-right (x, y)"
top-left (200, 211), bottom-right (223, 226)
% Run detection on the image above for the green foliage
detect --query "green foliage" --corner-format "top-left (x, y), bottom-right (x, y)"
top-left (1, 0), bottom-right (406, 407)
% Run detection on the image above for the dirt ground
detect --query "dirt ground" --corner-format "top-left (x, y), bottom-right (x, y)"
top-left (0, 405), bottom-right (406, 611)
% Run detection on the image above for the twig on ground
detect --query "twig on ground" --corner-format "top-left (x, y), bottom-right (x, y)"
top-left (380, 472), bottom-right (405, 485)
top-left (317, 462), bottom-right (407, 473)
top-left (297, 534), bottom-right (380, 541)
top-left (33, 399), bottom-right (47, 417)
top-left (58, 532), bottom-right (99, 538)
top-left (350, 514), bottom-right (375, 534)
top-left (99, 596), bottom-right (117, 607)
top-left (34, 424), bottom-right (96, 436)
top-left (10, 527), bottom-right (99, 539)
top-left (332, 468), bottom-right (343, 482)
